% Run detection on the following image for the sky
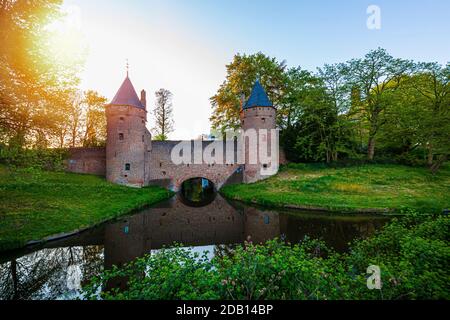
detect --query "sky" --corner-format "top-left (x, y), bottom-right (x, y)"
top-left (57, 0), bottom-right (450, 139)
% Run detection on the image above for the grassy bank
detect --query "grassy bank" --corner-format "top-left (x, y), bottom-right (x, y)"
top-left (221, 163), bottom-right (450, 213)
top-left (0, 165), bottom-right (172, 251)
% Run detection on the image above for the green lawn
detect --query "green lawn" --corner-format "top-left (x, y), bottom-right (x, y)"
top-left (0, 165), bottom-right (173, 251)
top-left (221, 163), bottom-right (450, 214)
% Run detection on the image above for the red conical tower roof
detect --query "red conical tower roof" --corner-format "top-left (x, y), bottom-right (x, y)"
top-left (110, 76), bottom-right (144, 109)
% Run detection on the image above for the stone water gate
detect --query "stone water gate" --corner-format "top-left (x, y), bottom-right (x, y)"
top-left (146, 140), bottom-right (243, 191)
top-left (66, 74), bottom-right (283, 191)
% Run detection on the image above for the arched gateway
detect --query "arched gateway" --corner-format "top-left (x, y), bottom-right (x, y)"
top-left (66, 73), bottom-right (284, 191)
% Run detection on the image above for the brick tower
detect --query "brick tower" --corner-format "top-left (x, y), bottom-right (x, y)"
top-left (106, 74), bottom-right (151, 187)
top-left (240, 80), bottom-right (278, 183)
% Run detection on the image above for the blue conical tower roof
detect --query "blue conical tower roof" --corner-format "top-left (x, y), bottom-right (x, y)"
top-left (110, 76), bottom-right (144, 109)
top-left (244, 80), bottom-right (273, 109)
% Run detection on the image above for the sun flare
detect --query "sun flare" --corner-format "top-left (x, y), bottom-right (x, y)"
top-left (43, 5), bottom-right (87, 69)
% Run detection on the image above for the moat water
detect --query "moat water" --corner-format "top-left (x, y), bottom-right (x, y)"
top-left (0, 180), bottom-right (391, 300)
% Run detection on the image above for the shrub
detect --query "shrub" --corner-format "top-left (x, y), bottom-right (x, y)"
top-left (0, 145), bottom-right (67, 171)
top-left (347, 213), bottom-right (450, 300)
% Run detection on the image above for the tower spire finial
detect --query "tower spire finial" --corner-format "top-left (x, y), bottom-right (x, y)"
top-left (126, 59), bottom-right (129, 78)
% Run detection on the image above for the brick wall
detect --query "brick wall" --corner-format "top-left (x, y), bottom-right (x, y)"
top-left (66, 147), bottom-right (106, 176)
top-left (65, 142), bottom-right (284, 185)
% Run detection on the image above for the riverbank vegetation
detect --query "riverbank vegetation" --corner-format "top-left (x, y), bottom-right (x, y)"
top-left (83, 212), bottom-right (449, 300)
top-left (221, 163), bottom-right (450, 213)
top-left (0, 165), bottom-right (172, 251)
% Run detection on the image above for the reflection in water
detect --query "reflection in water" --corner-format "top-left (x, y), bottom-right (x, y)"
top-left (179, 178), bottom-right (216, 207)
top-left (0, 246), bottom-right (103, 300)
top-left (0, 195), bottom-right (391, 300)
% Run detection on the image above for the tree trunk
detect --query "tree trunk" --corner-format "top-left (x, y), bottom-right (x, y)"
top-left (430, 155), bottom-right (447, 175)
top-left (332, 151), bottom-right (338, 162)
top-left (427, 147), bottom-right (434, 166)
top-left (367, 136), bottom-right (376, 160)
top-left (367, 107), bottom-right (380, 161)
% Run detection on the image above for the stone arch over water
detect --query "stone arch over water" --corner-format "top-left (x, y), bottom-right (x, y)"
top-left (178, 177), bottom-right (216, 207)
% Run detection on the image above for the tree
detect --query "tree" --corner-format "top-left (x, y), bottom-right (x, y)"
top-left (279, 67), bottom-right (318, 129)
top-left (49, 90), bottom-right (107, 149)
top-left (51, 89), bottom-right (80, 148)
top-left (82, 90), bottom-right (108, 147)
top-left (318, 63), bottom-right (350, 115)
top-left (363, 63), bottom-right (449, 172)
top-left (67, 91), bottom-right (84, 148)
top-left (153, 89), bottom-right (174, 141)
top-left (385, 64), bottom-right (450, 170)
top-left (317, 64), bottom-right (357, 160)
top-left (280, 68), bottom-right (352, 162)
top-left (0, 0), bottom-right (82, 149)
top-left (210, 52), bottom-right (288, 131)
top-left (409, 63), bottom-right (450, 170)
top-left (344, 48), bottom-right (413, 160)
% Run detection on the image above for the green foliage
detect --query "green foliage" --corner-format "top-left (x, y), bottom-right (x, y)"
top-left (347, 213), bottom-right (450, 300)
top-left (0, 165), bottom-right (173, 251)
top-left (342, 48), bottom-right (415, 160)
top-left (210, 52), bottom-right (288, 131)
top-left (211, 49), bottom-right (449, 169)
top-left (84, 246), bottom-right (221, 300)
top-left (0, 144), bottom-right (67, 170)
top-left (153, 134), bottom-right (169, 141)
top-left (82, 90), bottom-right (108, 147)
top-left (379, 64), bottom-right (450, 169)
top-left (83, 215), bottom-right (450, 300)
top-left (280, 68), bottom-right (354, 163)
